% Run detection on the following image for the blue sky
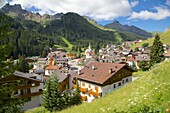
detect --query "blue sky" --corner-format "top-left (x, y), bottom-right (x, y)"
top-left (1, 0), bottom-right (170, 32)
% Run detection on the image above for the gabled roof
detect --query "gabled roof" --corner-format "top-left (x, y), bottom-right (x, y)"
top-left (0, 71), bottom-right (42, 83)
top-left (38, 58), bottom-right (48, 61)
top-left (73, 62), bottom-right (126, 85)
top-left (135, 54), bottom-right (150, 61)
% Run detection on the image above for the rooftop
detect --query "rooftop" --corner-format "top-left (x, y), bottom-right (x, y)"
top-left (73, 62), bottom-right (126, 85)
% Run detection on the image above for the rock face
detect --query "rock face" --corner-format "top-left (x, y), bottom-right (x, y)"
top-left (104, 20), bottom-right (152, 38)
top-left (0, 3), bottom-right (64, 23)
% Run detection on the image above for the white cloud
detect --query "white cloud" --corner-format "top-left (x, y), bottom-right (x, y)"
top-left (130, 1), bottom-right (139, 7)
top-left (0, 0), bottom-right (6, 8)
top-left (166, 0), bottom-right (170, 6)
top-left (8, 0), bottom-right (132, 21)
top-left (128, 6), bottom-right (170, 20)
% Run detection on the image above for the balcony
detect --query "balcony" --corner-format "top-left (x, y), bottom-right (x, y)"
top-left (79, 87), bottom-right (88, 93)
top-left (18, 91), bottom-right (43, 98)
top-left (81, 96), bottom-right (87, 101)
top-left (88, 90), bottom-right (102, 97)
top-left (73, 84), bottom-right (88, 93)
top-left (16, 83), bottom-right (39, 90)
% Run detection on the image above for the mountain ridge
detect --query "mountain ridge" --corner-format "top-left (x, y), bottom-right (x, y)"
top-left (0, 3), bottom-right (64, 24)
top-left (104, 20), bottom-right (152, 38)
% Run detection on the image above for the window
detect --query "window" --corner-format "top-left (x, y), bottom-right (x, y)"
top-left (118, 82), bottom-right (121, 86)
top-left (21, 88), bottom-right (31, 95)
top-left (28, 80), bottom-right (31, 84)
top-left (24, 97), bottom-right (31, 102)
top-left (126, 79), bottom-right (128, 82)
top-left (113, 84), bottom-right (116, 88)
top-left (122, 80), bottom-right (124, 84)
top-left (82, 82), bottom-right (85, 87)
top-left (95, 86), bottom-right (98, 92)
top-left (14, 90), bottom-right (18, 95)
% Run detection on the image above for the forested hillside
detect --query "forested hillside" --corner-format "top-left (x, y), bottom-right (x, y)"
top-left (0, 12), bottom-right (119, 59)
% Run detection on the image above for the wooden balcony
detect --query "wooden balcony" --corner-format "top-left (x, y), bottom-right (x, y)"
top-left (79, 87), bottom-right (88, 93)
top-left (73, 84), bottom-right (88, 93)
top-left (81, 96), bottom-right (87, 101)
top-left (16, 83), bottom-right (39, 90)
top-left (88, 90), bottom-right (102, 97)
top-left (18, 91), bottom-right (43, 98)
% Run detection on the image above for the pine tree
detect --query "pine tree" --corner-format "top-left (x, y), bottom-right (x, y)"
top-left (17, 55), bottom-right (29, 73)
top-left (43, 75), bottom-right (63, 112)
top-left (150, 34), bottom-right (164, 67)
top-left (0, 13), bottom-right (23, 113)
top-left (72, 80), bottom-right (82, 105)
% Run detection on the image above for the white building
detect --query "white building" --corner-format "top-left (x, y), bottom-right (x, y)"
top-left (85, 44), bottom-right (95, 59)
top-left (72, 62), bottom-right (133, 102)
top-left (45, 58), bottom-right (59, 76)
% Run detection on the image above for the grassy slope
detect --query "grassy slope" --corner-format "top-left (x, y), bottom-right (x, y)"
top-left (26, 60), bottom-right (170, 113)
top-left (131, 30), bottom-right (170, 48)
top-left (61, 37), bottom-right (73, 51)
top-left (54, 37), bottom-right (73, 52)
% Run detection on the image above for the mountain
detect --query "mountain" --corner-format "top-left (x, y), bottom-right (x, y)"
top-left (105, 20), bottom-right (152, 38)
top-left (42, 12), bottom-right (118, 43)
top-left (26, 59), bottom-right (170, 113)
top-left (0, 11), bottom-right (120, 58)
top-left (0, 3), bottom-right (63, 24)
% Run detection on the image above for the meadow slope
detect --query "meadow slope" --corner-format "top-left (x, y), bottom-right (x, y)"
top-left (131, 30), bottom-right (170, 49)
top-left (26, 60), bottom-right (170, 113)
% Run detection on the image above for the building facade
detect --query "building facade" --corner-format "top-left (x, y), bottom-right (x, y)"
top-left (72, 62), bottom-right (133, 102)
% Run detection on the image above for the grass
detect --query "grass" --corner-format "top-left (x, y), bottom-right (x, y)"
top-left (54, 37), bottom-right (73, 52)
top-left (61, 37), bottom-right (73, 51)
top-left (26, 60), bottom-right (170, 113)
top-left (131, 30), bottom-right (170, 49)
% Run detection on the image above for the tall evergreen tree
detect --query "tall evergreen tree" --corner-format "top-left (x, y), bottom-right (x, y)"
top-left (17, 55), bottom-right (29, 73)
top-left (150, 34), bottom-right (164, 67)
top-left (0, 14), bottom-right (23, 113)
top-left (43, 75), bottom-right (63, 112)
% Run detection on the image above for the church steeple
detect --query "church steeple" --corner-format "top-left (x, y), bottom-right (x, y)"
top-left (88, 43), bottom-right (91, 50)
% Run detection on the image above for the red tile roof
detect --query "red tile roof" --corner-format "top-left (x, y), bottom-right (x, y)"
top-left (45, 65), bottom-right (59, 70)
top-left (73, 62), bottom-right (126, 85)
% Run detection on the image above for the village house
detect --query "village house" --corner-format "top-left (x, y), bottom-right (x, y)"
top-left (164, 49), bottom-right (170, 60)
top-left (33, 58), bottom-right (48, 69)
top-left (66, 53), bottom-right (77, 59)
top-left (0, 71), bottom-right (43, 110)
top-left (134, 54), bottom-right (150, 69)
top-left (72, 62), bottom-right (133, 102)
top-left (45, 58), bottom-right (59, 76)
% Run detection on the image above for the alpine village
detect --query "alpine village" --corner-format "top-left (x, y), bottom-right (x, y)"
top-left (0, 2), bottom-right (170, 113)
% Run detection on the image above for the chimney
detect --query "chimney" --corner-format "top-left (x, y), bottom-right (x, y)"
top-left (50, 48), bottom-right (52, 53)
top-left (49, 58), bottom-right (53, 66)
top-left (109, 68), bottom-right (113, 74)
top-left (92, 65), bottom-right (95, 70)
top-left (78, 70), bottom-right (81, 75)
